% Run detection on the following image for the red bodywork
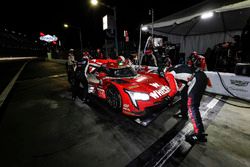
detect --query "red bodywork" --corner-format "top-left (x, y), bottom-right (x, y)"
top-left (87, 59), bottom-right (172, 117)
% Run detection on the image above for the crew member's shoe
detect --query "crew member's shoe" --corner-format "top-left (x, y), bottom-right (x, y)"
top-left (81, 98), bottom-right (86, 103)
top-left (185, 133), bottom-right (208, 144)
top-left (173, 112), bottom-right (188, 120)
top-left (81, 98), bottom-right (90, 103)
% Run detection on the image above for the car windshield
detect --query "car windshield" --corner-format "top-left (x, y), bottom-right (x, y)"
top-left (108, 67), bottom-right (137, 77)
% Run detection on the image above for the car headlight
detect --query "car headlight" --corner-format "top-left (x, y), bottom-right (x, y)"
top-left (125, 90), bottom-right (150, 108)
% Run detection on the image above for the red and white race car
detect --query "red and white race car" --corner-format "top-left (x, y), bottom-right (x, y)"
top-left (87, 58), bottom-right (172, 117)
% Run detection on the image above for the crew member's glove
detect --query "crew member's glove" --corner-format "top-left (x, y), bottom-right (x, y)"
top-left (159, 71), bottom-right (165, 77)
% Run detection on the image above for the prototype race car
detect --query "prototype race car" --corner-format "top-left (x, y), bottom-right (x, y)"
top-left (87, 58), bottom-right (172, 117)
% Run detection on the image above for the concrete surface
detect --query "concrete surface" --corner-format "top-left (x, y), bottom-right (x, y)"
top-left (178, 98), bottom-right (250, 167)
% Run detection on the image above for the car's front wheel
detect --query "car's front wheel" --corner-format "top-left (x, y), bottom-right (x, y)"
top-left (106, 85), bottom-right (122, 112)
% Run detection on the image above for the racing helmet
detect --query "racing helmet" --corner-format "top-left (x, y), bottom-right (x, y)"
top-left (187, 51), bottom-right (207, 71)
top-left (158, 57), bottom-right (172, 77)
top-left (117, 56), bottom-right (126, 65)
top-left (83, 51), bottom-right (89, 56)
top-left (164, 57), bottom-right (172, 68)
top-left (69, 48), bottom-right (74, 52)
top-left (118, 56), bottom-right (125, 62)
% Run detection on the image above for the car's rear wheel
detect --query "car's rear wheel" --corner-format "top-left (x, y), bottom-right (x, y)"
top-left (106, 85), bottom-right (122, 112)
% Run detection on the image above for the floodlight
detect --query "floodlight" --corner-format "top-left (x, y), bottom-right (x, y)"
top-left (91, 0), bottom-right (98, 6)
top-left (201, 12), bottom-right (214, 19)
top-left (63, 24), bottom-right (69, 28)
top-left (141, 26), bottom-right (148, 31)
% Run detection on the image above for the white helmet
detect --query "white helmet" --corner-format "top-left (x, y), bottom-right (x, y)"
top-left (118, 56), bottom-right (125, 62)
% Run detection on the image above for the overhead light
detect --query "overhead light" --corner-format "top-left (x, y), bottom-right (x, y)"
top-left (90, 0), bottom-right (98, 6)
top-left (141, 26), bottom-right (148, 31)
top-left (63, 24), bottom-right (69, 28)
top-left (201, 11), bottom-right (214, 19)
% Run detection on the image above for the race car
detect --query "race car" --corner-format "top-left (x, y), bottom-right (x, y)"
top-left (87, 58), bottom-right (173, 117)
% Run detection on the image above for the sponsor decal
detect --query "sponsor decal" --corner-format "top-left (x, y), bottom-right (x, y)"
top-left (97, 88), bottom-right (106, 99)
top-left (88, 66), bottom-right (96, 73)
top-left (230, 80), bottom-right (249, 87)
top-left (149, 82), bottom-right (160, 88)
top-left (228, 86), bottom-right (248, 92)
top-left (150, 86), bottom-right (170, 99)
top-left (128, 85), bottom-right (140, 89)
top-left (123, 104), bottom-right (130, 111)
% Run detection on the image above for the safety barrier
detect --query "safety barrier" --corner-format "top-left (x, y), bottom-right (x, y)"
top-left (205, 71), bottom-right (250, 101)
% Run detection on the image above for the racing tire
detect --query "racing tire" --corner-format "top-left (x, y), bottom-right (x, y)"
top-left (106, 85), bottom-right (122, 112)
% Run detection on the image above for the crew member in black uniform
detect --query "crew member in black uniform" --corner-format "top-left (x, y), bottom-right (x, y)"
top-left (161, 51), bottom-right (209, 143)
top-left (72, 52), bottom-right (89, 102)
top-left (66, 48), bottom-right (76, 89)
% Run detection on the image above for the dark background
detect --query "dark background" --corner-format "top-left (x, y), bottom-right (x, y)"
top-left (1, 0), bottom-right (204, 49)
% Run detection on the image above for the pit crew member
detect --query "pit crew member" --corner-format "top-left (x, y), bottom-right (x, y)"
top-left (161, 51), bottom-right (209, 143)
top-left (72, 51), bottom-right (89, 102)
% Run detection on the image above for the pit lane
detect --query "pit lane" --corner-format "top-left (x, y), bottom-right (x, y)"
top-left (0, 59), bottom-right (26, 93)
top-left (0, 59), bottom-right (242, 167)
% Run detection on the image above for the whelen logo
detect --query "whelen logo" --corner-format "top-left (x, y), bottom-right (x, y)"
top-left (230, 80), bottom-right (250, 87)
top-left (150, 86), bottom-right (170, 99)
top-left (149, 83), bottom-right (160, 88)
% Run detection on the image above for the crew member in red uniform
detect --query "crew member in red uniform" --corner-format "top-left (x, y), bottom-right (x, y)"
top-left (96, 48), bottom-right (104, 59)
top-left (161, 51), bottom-right (209, 143)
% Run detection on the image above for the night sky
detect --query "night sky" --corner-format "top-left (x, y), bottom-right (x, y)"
top-left (1, 0), bottom-right (204, 49)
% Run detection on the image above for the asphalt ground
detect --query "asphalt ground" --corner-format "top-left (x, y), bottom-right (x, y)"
top-left (0, 60), bottom-right (26, 94)
top-left (18, 59), bottom-right (67, 81)
top-left (1, 59), bottom-right (246, 167)
top-left (0, 59), bottom-right (185, 167)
